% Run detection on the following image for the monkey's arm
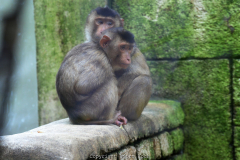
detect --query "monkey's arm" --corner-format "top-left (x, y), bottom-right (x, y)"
top-left (116, 48), bottom-right (151, 96)
top-left (117, 75), bottom-right (152, 120)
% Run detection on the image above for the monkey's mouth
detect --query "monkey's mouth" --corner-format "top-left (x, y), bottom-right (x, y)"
top-left (119, 63), bottom-right (130, 69)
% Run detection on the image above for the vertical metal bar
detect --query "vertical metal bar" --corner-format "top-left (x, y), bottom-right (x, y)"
top-left (107, 0), bottom-right (113, 8)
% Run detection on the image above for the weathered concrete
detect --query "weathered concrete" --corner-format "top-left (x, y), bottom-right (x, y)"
top-left (153, 137), bottom-right (162, 159)
top-left (118, 146), bottom-right (137, 160)
top-left (124, 102), bottom-right (184, 142)
top-left (159, 132), bottom-right (174, 157)
top-left (136, 139), bottom-right (155, 160)
top-left (0, 102), bottom-right (184, 159)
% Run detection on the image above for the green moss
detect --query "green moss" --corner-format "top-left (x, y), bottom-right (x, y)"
top-left (233, 60), bottom-right (240, 78)
top-left (224, 2), bottom-right (240, 57)
top-left (148, 59), bottom-right (231, 159)
top-left (192, 0), bottom-right (234, 58)
top-left (235, 127), bottom-right (240, 160)
top-left (149, 100), bottom-right (184, 128)
top-left (170, 128), bottom-right (184, 153)
top-left (234, 60), bottom-right (240, 158)
top-left (233, 60), bottom-right (240, 107)
top-left (34, 0), bottom-right (106, 125)
top-left (234, 107), bottom-right (240, 126)
top-left (113, 0), bottom-right (194, 59)
top-left (233, 78), bottom-right (240, 106)
top-left (165, 101), bottom-right (184, 128)
top-left (113, 1), bottom-right (240, 59)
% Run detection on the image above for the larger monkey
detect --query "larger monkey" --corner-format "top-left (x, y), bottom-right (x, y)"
top-left (85, 7), bottom-right (152, 121)
top-left (56, 28), bottom-right (135, 125)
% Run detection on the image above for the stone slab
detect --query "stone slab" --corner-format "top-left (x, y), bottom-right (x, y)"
top-left (0, 102), bottom-right (183, 160)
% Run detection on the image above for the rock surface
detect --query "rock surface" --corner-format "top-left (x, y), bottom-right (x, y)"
top-left (159, 132), bottom-right (174, 157)
top-left (118, 146), bottom-right (137, 160)
top-left (0, 102), bottom-right (183, 160)
top-left (136, 139), bottom-right (155, 160)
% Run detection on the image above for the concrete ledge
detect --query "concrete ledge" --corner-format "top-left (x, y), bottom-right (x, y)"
top-left (0, 101), bottom-right (184, 160)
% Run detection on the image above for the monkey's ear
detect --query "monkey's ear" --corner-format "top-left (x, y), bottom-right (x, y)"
top-left (100, 35), bottom-right (111, 48)
top-left (120, 18), bottom-right (124, 27)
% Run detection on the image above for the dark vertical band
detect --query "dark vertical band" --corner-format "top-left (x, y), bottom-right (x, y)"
top-left (107, 0), bottom-right (113, 8)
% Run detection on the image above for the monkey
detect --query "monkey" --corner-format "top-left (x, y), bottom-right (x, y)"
top-left (85, 7), bottom-right (124, 43)
top-left (56, 27), bottom-right (136, 126)
top-left (85, 7), bottom-right (152, 121)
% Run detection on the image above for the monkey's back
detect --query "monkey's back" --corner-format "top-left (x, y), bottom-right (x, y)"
top-left (56, 42), bottom-right (117, 113)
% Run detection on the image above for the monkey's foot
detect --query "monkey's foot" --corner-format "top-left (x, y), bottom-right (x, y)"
top-left (114, 115), bottom-right (127, 126)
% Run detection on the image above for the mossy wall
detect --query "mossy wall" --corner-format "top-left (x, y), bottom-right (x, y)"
top-left (34, 0), bottom-right (106, 125)
top-left (113, 0), bottom-right (240, 159)
top-left (34, 0), bottom-right (240, 159)
top-left (234, 60), bottom-right (240, 160)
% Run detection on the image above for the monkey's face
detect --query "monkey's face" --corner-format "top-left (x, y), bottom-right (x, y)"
top-left (94, 17), bottom-right (115, 38)
top-left (99, 28), bottom-right (135, 71)
top-left (115, 42), bottom-right (134, 69)
top-left (106, 40), bottom-right (135, 71)
top-left (100, 36), bottom-right (134, 71)
top-left (85, 8), bottom-right (124, 42)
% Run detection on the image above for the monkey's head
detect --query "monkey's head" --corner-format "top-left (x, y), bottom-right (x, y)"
top-left (99, 27), bottom-right (135, 71)
top-left (85, 7), bottom-right (124, 43)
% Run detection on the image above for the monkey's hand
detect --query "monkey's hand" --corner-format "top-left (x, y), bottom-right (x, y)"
top-left (114, 115), bottom-right (127, 126)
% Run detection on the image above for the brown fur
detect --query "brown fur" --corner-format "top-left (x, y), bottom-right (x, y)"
top-left (115, 48), bottom-right (152, 120)
top-left (56, 28), bottom-right (135, 125)
top-left (85, 7), bottom-right (153, 121)
top-left (56, 42), bottom-right (119, 124)
top-left (85, 7), bottom-right (123, 43)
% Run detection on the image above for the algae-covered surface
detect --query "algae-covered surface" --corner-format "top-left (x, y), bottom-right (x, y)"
top-left (149, 100), bottom-right (184, 128)
top-left (233, 60), bottom-right (240, 160)
top-left (113, 0), bottom-right (236, 159)
top-left (170, 128), bottom-right (184, 153)
top-left (113, 0), bottom-right (240, 59)
top-left (34, 0), bottom-right (240, 158)
top-left (148, 59), bottom-right (231, 159)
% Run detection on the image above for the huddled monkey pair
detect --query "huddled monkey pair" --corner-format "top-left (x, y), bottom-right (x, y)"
top-left (56, 7), bottom-right (152, 126)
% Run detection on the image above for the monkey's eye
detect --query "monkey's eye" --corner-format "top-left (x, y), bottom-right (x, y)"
top-left (120, 45), bottom-right (126, 50)
top-left (96, 19), bottom-right (103, 25)
top-left (129, 46), bottom-right (133, 50)
top-left (107, 21), bottom-right (113, 26)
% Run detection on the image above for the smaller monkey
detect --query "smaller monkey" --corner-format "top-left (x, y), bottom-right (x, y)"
top-left (56, 27), bottom-right (135, 126)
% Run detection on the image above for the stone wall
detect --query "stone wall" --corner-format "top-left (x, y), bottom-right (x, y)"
top-left (33, 0), bottom-right (240, 159)
top-left (102, 129), bottom-right (184, 160)
top-left (0, 102), bottom-right (184, 160)
top-left (112, 0), bottom-right (240, 159)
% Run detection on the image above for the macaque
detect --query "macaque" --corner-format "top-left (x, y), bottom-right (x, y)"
top-left (85, 7), bottom-right (124, 43)
top-left (85, 7), bottom-right (152, 121)
top-left (56, 27), bottom-right (135, 126)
